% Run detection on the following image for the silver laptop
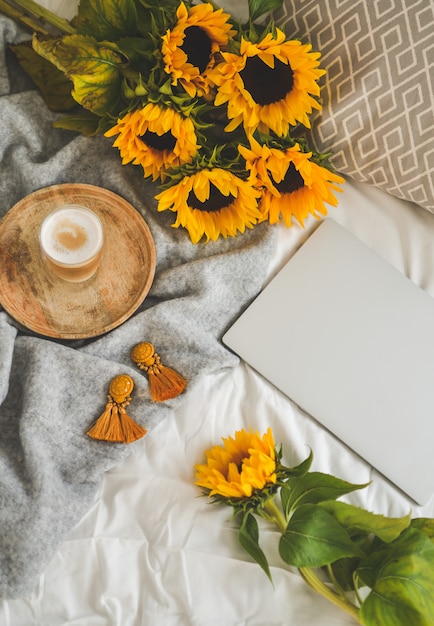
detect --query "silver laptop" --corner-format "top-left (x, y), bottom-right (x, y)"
top-left (223, 218), bottom-right (434, 505)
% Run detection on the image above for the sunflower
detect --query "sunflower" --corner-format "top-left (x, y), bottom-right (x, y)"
top-left (211, 29), bottom-right (325, 136)
top-left (195, 428), bottom-right (277, 499)
top-left (155, 166), bottom-right (262, 243)
top-left (239, 137), bottom-right (345, 227)
top-left (104, 103), bottom-right (200, 181)
top-left (161, 2), bottom-right (235, 98)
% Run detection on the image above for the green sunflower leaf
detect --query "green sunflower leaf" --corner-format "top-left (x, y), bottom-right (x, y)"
top-left (280, 449), bottom-right (313, 516)
top-left (52, 111), bottom-right (107, 136)
top-left (134, 0), bottom-right (179, 38)
top-left (410, 517), bottom-right (434, 542)
top-left (281, 471), bottom-right (369, 517)
top-left (238, 512), bottom-right (272, 582)
top-left (327, 534), bottom-right (373, 592)
top-left (281, 448), bottom-right (313, 478)
top-left (75, 0), bottom-right (138, 40)
top-left (248, 0), bottom-right (283, 22)
top-left (279, 504), bottom-right (364, 568)
top-left (10, 41), bottom-right (75, 112)
top-left (32, 34), bottom-right (124, 116)
top-left (357, 528), bottom-right (434, 626)
top-left (320, 501), bottom-right (412, 543)
top-left (114, 37), bottom-right (155, 65)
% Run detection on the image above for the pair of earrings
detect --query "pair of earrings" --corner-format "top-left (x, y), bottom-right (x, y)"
top-left (86, 342), bottom-right (187, 444)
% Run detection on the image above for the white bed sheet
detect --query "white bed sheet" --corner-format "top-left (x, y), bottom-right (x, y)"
top-left (2, 176), bottom-right (434, 626)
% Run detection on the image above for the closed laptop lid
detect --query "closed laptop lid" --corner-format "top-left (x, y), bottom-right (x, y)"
top-left (223, 218), bottom-right (434, 505)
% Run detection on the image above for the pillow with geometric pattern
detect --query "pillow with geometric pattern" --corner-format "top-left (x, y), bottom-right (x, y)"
top-left (275, 0), bottom-right (434, 213)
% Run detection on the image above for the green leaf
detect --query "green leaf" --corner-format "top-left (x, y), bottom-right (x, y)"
top-left (33, 34), bottom-right (124, 116)
top-left (328, 535), bottom-right (372, 592)
top-left (114, 37), bottom-right (155, 65)
top-left (133, 0), bottom-right (179, 38)
top-left (320, 501), bottom-right (412, 543)
top-left (75, 0), bottom-right (138, 40)
top-left (52, 111), bottom-right (105, 136)
top-left (280, 449), bottom-right (313, 516)
top-left (282, 471), bottom-right (369, 517)
top-left (238, 512), bottom-right (272, 582)
top-left (10, 42), bottom-right (75, 112)
top-left (285, 448), bottom-right (314, 477)
top-left (410, 517), bottom-right (434, 543)
top-left (357, 528), bottom-right (434, 626)
top-left (248, 0), bottom-right (283, 22)
top-left (279, 504), bottom-right (363, 568)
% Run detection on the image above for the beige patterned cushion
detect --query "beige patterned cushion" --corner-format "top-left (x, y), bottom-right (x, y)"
top-left (276, 0), bottom-right (434, 213)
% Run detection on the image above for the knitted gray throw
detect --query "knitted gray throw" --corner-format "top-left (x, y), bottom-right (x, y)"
top-left (0, 16), bottom-right (275, 598)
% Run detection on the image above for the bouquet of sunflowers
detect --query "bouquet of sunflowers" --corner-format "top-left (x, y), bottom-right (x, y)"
top-left (2, 0), bottom-right (344, 243)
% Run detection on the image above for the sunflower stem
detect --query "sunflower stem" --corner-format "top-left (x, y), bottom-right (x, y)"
top-left (0, 0), bottom-right (46, 34)
top-left (326, 562), bottom-right (349, 603)
top-left (352, 572), bottom-right (365, 608)
top-left (263, 498), bottom-right (287, 532)
top-left (298, 567), bottom-right (362, 624)
top-left (0, 0), bottom-right (76, 35)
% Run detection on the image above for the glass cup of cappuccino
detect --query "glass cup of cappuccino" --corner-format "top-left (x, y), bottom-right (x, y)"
top-left (39, 205), bottom-right (104, 283)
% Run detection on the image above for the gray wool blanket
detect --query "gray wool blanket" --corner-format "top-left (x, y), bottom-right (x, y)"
top-left (0, 16), bottom-right (275, 598)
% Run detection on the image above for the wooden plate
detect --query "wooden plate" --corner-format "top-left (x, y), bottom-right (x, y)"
top-left (0, 183), bottom-right (156, 339)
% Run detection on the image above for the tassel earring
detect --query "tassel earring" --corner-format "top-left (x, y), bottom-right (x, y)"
top-left (130, 342), bottom-right (187, 402)
top-left (87, 374), bottom-right (147, 444)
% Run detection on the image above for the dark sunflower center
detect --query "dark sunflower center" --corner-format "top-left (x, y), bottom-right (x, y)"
top-left (239, 55), bottom-right (294, 105)
top-left (181, 26), bottom-right (212, 73)
top-left (188, 183), bottom-right (233, 212)
top-left (235, 454), bottom-right (248, 473)
top-left (274, 162), bottom-right (305, 194)
top-left (141, 129), bottom-right (176, 152)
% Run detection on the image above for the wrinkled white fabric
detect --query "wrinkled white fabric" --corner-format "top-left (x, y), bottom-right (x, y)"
top-left (2, 176), bottom-right (434, 624)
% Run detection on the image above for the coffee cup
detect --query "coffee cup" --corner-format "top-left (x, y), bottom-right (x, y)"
top-left (39, 205), bottom-right (104, 283)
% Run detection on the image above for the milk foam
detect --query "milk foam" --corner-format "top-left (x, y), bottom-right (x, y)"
top-left (40, 205), bottom-right (104, 266)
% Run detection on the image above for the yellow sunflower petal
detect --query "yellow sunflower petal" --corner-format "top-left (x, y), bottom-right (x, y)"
top-left (210, 30), bottom-right (325, 136)
top-left (104, 104), bottom-right (200, 181)
top-left (195, 428), bottom-right (277, 500)
top-left (162, 2), bottom-right (235, 97)
top-left (156, 167), bottom-right (262, 243)
top-left (251, 143), bottom-right (345, 227)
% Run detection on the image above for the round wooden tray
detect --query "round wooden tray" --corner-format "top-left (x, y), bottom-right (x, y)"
top-left (0, 183), bottom-right (156, 339)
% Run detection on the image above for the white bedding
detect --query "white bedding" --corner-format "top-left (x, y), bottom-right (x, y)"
top-left (2, 1), bottom-right (434, 623)
top-left (2, 175), bottom-right (434, 626)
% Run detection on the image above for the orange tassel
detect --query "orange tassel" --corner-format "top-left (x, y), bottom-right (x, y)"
top-left (130, 342), bottom-right (187, 402)
top-left (86, 374), bottom-right (147, 444)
